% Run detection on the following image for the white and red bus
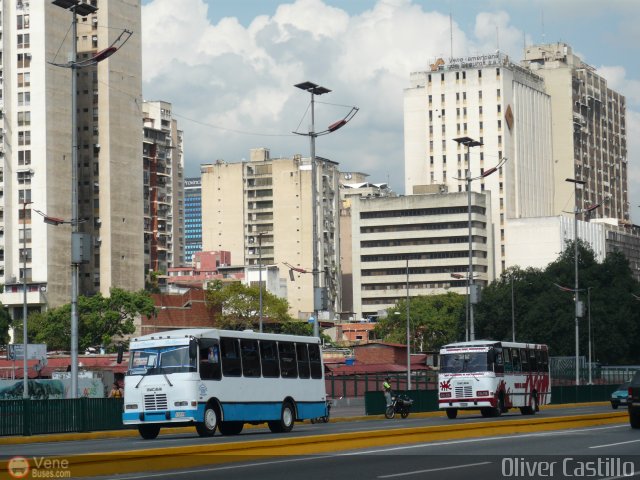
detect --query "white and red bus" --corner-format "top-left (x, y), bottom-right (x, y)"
top-left (438, 340), bottom-right (551, 419)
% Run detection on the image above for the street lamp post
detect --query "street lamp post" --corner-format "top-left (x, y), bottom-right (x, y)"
top-left (587, 286), bottom-right (593, 385)
top-left (450, 272), bottom-right (470, 341)
top-left (258, 232), bottom-right (265, 332)
top-left (453, 137), bottom-right (504, 341)
top-left (405, 258), bottom-right (411, 391)
top-left (294, 82), bottom-right (358, 337)
top-left (511, 275), bottom-right (515, 342)
top-left (565, 177), bottom-right (586, 386)
top-left (21, 201), bottom-right (32, 398)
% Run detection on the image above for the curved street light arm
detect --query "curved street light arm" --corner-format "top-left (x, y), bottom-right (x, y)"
top-left (292, 106), bottom-right (359, 137)
top-left (49, 29), bottom-right (133, 68)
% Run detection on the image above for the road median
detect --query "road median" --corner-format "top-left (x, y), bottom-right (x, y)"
top-left (0, 410), bottom-right (627, 478)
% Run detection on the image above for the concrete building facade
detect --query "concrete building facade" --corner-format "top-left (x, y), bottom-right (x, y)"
top-left (200, 148), bottom-right (341, 320)
top-left (522, 43), bottom-right (629, 223)
top-left (404, 52), bottom-right (555, 276)
top-left (350, 192), bottom-right (493, 320)
top-left (142, 100), bottom-right (184, 275)
top-left (0, 0), bottom-right (144, 319)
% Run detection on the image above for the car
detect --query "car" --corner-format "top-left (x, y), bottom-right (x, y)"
top-left (610, 381), bottom-right (631, 409)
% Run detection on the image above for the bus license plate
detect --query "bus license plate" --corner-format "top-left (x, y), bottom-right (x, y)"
top-left (459, 402), bottom-right (468, 407)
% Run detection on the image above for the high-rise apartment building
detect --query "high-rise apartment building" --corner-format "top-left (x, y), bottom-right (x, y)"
top-left (404, 53), bottom-right (555, 275)
top-left (0, 0), bottom-right (144, 319)
top-left (522, 43), bottom-right (629, 222)
top-left (183, 177), bottom-right (202, 265)
top-left (142, 100), bottom-right (184, 275)
top-left (201, 148), bottom-right (341, 319)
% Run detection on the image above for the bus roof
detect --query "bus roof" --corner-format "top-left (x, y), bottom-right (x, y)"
top-left (129, 328), bottom-right (321, 345)
top-left (440, 340), bottom-right (548, 351)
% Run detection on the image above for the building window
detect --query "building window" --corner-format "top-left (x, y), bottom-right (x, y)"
top-left (18, 131), bottom-right (30, 146)
top-left (442, 155), bottom-right (447, 164)
top-left (17, 72), bottom-right (30, 87)
top-left (429, 156), bottom-right (434, 165)
top-left (17, 111), bottom-right (30, 126)
top-left (18, 189), bottom-right (32, 204)
top-left (462, 71), bottom-right (466, 80)
top-left (497, 104), bottom-right (502, 113)
top-left (17, 15), bottom-right (30, 30)
top-left (17, 92), bottom-right (30, 106)
top-left (496, 68), bottom-right (501, 77)
top-left (441, 73), bottom-right (444, 81)
top-left (17, 34), bottom-right (30, 48)
top-left (479, 105), bottom-right (483, 115)
top-left (441, 93), bottom-right (445, 102)
top-left (18, 150), bottom-right (31, 165)
top-left (17, 53), bottom-right (31, 68)
top-left (428, 95), bottom-right (432, 105)
top-left (498, 119), bottom-right (502, 129)
top-left (478, 70), bottom-right (482, 78)
top-left (456, 92), bottom-right (460, 101)
top-left (456, 72), bottom-right (460, 80)
top-left (463, 92), bottom-right (467, 100)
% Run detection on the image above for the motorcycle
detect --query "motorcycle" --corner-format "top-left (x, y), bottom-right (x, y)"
top-left (310, 400), bottom-right (332, 424)
top-left (385, 394), bottom-right (413, 419)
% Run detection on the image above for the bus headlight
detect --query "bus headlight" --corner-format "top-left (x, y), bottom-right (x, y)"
top-left (174, 401), bottom-right (189, 407)
top-left (125, 404), bottom-right (138, 410)
top-left (476, 390), bottom-right (489, 396)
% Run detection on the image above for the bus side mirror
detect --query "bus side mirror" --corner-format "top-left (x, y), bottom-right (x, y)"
top-left (116, 344), bottom-right (123, 364)
top-left (189, 339), bottom-right (198, 360)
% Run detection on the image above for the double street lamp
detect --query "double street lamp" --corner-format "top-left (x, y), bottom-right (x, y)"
top-left (564, 177), bottom-right (601, 385)
top-left (293, 82), bottom-right (357, 337)
top-left (453, 137), bottom-right (506, 341)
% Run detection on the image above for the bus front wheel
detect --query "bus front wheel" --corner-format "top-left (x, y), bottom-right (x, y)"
top-left (138, 424), bottom-right (160, 440)
top-left (196, 404), bottom-right (218, 437)
top-left (446, 408), bottom-right (458, 419)
top-left (269, 401), bottom-right (295, 433)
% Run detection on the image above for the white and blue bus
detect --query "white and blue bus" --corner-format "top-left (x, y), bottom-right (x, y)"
top-left (120, 328), bottom-right (327, 439)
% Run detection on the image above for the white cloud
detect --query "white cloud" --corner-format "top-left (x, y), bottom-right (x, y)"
top-left (598, 65), bottom-right (640, 106)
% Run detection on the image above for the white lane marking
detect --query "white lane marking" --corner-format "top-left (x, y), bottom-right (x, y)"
top-left (590, 438), bottom-right (640, 449)
top-left (377, 461), bottom-right (491, 478)
top-left (599, 471), bottom-right (640, 480)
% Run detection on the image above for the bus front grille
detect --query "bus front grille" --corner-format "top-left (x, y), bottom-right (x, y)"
top-left (454, 386), bottom-right (473, 398)
top-left (144, 394), bottom-right (168, 411)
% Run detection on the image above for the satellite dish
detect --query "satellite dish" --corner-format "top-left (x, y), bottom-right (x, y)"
top-left (344, 173), bottom-right (352, 180)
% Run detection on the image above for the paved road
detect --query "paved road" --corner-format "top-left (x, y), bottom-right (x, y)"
top-left (0, 403), bottom-right (616, 458)
top-left (84, 415), bottom-right (640, 480)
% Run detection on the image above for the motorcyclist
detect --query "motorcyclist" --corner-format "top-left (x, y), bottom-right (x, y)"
top-left (383, 376), bottom-right (392, 407)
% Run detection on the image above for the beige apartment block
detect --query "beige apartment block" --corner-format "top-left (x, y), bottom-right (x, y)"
top-left (201, 148), bottom-right (341, 320)
top-left (0, 0), bottom-right (144, 320)
top-left (404, 52), bottom-right (555, 275)
top-left (522, 43), bottom-right (629, 224)
top-left (351, 191), bottom-right (493, 320)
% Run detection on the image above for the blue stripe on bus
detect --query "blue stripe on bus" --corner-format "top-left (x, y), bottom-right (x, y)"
top-left (123, 401), bottom-right (326, 423)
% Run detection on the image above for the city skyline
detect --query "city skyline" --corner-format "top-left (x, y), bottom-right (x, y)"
top-left (140, 0), bottom-right (640, 225)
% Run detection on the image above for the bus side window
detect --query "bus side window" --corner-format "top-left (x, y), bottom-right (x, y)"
top-left (503, 348), bottom-right (512, 373)
top-left (295, 343), bottom-right (310, 379)
top-left (241, 339), bottom-right (261, 378)
top-left (529, 350), bottom-right (538, 372)
top-left (493, 348), bottom-right (504, 374)
top-left (199, 341), bottom-right (221, 381)
top-left (278, 342), bottom-right (298, 378)
top-left (308, 344), bottom-right (323, 379)
top-left (520, 348), bottom-right (530, 373)
top-left (511, 348), bottom-right (521, 372)
top-left (540, 350), bottom-right (549, 372)
top-left (259, 340), bottom-right (280, 378)
top-left (220, 337), bottom-right (242, 377)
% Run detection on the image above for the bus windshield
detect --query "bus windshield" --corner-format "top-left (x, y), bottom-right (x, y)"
top-left (440, 352), bottom-right (489, 373)
top-left (128, 346), bottom-right (196, 375)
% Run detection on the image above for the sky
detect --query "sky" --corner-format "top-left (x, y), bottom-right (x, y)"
top-left (139, 0), bottom-right (640, 224)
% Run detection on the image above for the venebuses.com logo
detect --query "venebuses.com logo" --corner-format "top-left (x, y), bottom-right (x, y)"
top-left (7, 456), bottom-right (71, 479)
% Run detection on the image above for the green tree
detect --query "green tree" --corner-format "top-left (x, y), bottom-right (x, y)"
top-left (475, 240), bottom-right (640, 364)
top-left (28, 288), bottom-right (155, 352)
top-left (205, 280), bottom-right (293, 330)
top-left (374, 292), bottom-right (465, 352)
top-left (0, 305), bottom-right (11, 345)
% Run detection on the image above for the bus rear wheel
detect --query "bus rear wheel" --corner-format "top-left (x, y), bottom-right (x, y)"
top-left (138, 424), bottom-right (160, 440)
top-left (196, 404), bottom-right (218, 437)
top-left (446, 408), bottom-right (458, 419)
top-left (269, 401), bottom-right (295, 433)
top-left (218, 421), bottom-right (244, 436)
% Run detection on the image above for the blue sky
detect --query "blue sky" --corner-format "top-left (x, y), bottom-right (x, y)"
top-left (140, 0), bottom-right (640, 223)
